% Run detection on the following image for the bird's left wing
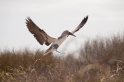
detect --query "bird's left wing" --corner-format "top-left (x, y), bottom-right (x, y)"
top-left (71, 16), bottom-right (88, 34)
top-left (25, 17), bottom-right (56, 46)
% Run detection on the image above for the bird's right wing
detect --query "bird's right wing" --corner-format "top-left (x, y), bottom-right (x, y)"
top-left (26, 17), bottom-right (56, 46)
top-left (71, 16), bottom-right (88, 34)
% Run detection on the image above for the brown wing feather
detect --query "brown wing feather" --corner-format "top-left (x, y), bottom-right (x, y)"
top-left (25, 17), bottom-right (56, 46)
top-left (72, 16), bottom-right (88, 34)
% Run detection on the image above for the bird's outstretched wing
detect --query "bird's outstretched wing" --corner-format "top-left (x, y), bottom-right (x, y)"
top-left (71, 16), bottom-right (88, 34)
top-left (26, 17), bottom-right (56, 46)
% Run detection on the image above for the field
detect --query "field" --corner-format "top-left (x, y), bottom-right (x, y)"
top-left (0, 32), bottom-right (124, 82)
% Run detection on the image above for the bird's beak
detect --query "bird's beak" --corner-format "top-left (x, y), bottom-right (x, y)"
top-left (68, 32), bottom-right (76, 37)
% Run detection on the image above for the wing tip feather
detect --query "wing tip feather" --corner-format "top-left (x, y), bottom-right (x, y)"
top-left (83, 15), bottom-right (88, 23)
top-left (79, 15), bottom-right (88, 26)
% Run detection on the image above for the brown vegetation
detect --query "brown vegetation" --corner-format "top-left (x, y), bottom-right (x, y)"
top-left (0, 32), bottom-right (124, 82)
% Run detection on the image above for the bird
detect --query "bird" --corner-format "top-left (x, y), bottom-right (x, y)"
top-left (25, 16), bottom-right (88, 57)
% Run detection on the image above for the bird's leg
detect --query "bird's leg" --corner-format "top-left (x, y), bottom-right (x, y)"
top-left (55, 50), bottom-right (65, 54)
top-left (52, 44), bottom-right (65, 54)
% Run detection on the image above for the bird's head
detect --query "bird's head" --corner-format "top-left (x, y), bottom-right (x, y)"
top-left (58, 30), bottom-right (76, 39)
top-left (64, 30), bottom-right (76, 37)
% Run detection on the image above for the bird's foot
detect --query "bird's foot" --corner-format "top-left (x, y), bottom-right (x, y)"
top-left (56, 50), bottom-right (65, 54)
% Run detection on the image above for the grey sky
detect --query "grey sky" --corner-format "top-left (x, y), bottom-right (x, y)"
top-left (0, 0), bottom-right (124, 53)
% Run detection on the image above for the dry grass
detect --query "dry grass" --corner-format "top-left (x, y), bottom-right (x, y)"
top-left (0, 32), bottom-right (124, 82)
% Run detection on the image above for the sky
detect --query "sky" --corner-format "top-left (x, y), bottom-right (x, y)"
top-left (0, 0), bottom-right (124, 54)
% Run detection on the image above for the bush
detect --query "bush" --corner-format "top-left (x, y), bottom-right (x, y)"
top-left (0, 32), bottom-right (124, 82)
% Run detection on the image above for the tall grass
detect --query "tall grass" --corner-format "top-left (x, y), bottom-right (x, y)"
top-left (0, 32), bottom-right (124, 82)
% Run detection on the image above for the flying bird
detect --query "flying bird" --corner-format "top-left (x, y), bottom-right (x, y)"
top-left (25, 16), bottom-right (88, 57)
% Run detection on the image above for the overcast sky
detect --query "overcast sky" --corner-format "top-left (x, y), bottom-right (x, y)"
top-left (0, 0), bottom-right (124, 53)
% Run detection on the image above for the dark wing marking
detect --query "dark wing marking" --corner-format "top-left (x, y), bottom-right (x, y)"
top-left (71, 16), bottom-right (88, 34)
top-left (25, 17), bottom-right (56, 46)
top-left (45, 44), bottom-right (58, 54)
